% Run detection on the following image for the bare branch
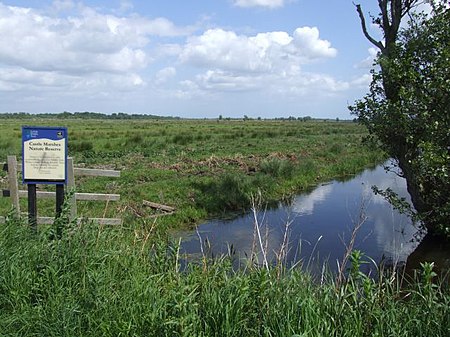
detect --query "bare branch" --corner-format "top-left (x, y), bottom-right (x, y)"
top-left (354, 3), bottom-right (385, 51)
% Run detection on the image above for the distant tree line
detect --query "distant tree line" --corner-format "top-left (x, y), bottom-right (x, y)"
top-left (0, 111), bottom-right (180, 120)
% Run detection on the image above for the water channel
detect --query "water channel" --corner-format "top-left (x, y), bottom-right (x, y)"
top-left (177, 162), bottom-right (449, 277)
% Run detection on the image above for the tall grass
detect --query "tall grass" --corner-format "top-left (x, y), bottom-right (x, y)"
top-left (1, 215), bottom-right (449, 336)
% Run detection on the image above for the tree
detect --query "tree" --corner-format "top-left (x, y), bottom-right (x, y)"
top-left (350, 1), bottom-right (450, 237)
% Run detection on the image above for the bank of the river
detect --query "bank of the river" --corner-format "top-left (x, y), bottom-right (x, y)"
top-left (0, 118), bottom-right (385, 229)
top-left (0, 215), bottom-right (449, 336)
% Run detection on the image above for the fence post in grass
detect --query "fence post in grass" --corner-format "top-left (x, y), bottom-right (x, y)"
top-left (28, 184), bottom-right (37, 232)
top-left (55, 184), bottom-right (65, 238)
top-left (67, 157), bottom-right (77, 222)
top-left (7, 155), bottom-right (20, 218)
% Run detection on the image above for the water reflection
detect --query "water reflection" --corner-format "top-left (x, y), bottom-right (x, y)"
top-left (291, 183), bottom-right (333, 215)
top-left (178, 162), bottom-right (424, 274)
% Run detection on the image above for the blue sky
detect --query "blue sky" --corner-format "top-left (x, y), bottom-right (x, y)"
top-left (0, 0), bottom-right (391, 118)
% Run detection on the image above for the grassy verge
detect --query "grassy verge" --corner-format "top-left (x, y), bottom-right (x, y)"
top-left (0, 215), bottom-right (449, 336)
top-left (0, 118), bottom-right (385, 229)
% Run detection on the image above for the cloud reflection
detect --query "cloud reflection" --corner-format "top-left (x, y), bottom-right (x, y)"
top-left (291, 183), bottom-right (334, 215)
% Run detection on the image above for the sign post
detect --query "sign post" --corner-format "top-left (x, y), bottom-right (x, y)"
top-left (22, 126), bottom-right (68, 233)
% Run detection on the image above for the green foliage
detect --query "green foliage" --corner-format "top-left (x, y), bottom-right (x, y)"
top-left (350, 5), bottom-right (450, 236)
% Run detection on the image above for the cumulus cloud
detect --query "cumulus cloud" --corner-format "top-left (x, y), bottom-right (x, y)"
top-left (233, 0), bottom-right (285, 8)
top-left (155, 67), bottom-right (177, 84)
top-left (0, 2), bottom-right (189, 95)
top-left (291, 27), bottom-right (337, 59)
top-left (180, 27), bottom-right (336, 72)
top-left (178, 27), bottom-right (342, 95)
top-left (355, 47), bottom-right (378, 69)
top-left (51, 0), bottom-right (76, 12)
top-left (351, 74), bottom-right (372, 88)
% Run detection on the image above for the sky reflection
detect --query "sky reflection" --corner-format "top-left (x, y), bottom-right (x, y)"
top-left (178, 162), bottom-right (422, 273)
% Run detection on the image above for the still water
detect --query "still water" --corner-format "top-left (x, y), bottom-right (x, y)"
top-left (178, 162), bottom-right (424, 274)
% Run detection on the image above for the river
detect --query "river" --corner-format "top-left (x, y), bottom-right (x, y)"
top-left (177, 161), bottom-right (449, 278)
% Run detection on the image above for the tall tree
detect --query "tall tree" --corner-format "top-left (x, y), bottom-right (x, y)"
top-left (351, 1), bottom-right (450, 237)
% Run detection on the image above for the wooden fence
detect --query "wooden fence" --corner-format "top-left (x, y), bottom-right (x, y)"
top-left (0, 155), bottom-right (121, 225)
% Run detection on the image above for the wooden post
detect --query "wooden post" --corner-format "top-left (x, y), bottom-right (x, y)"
top-left (28, 184), bottom-right (37, 232)
top-left (67, 157), bottom-right (77, 222)
top-left (55, 184), bottom-right (65, 238)
top-left (7, 156), bottom-right (20, 217)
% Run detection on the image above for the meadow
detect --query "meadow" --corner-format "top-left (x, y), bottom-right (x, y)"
top-left (1, 118), bottom-right (449, 336)
top-left (0, 118), bottom-right (383, 228)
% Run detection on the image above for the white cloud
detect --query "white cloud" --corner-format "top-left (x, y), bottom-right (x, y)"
top-left (0, 2), bottom-right (191, 97)
top-left (292, 27), bottom-right (337, 59)
top-left (155, 67), bottom-right (177, 84)
top-left (51, 0), bottom-right (76, 12)
top-left (351, 74), bottom-right (372, 88)
top-left (355, 47), bottom-right (378, 69)
top-left (233, 0), bottom-right (285, 8)
top-left (180, 27), bottom-right (336, 73)
top-left (178, 27), bottom-right (342, 96)
top-left (195, 70), bottom-right (263, 92)
top-left (0, 3), bottom-right (189, 73)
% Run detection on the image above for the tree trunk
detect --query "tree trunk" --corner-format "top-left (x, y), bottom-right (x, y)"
top-left (354, 0), bottom-right (442, 234)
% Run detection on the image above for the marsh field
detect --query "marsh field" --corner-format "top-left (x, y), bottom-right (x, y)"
top-left (0, 118), bottom-right (383, 228)
top-left (1, 118), bottom-right (449, 337)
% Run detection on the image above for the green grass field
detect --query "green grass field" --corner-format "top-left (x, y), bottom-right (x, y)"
top-left (0, 118), bottom-right (383, 228)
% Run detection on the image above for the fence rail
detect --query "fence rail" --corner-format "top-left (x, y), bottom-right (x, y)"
top-left (0, 156), bottom-right (122, 225)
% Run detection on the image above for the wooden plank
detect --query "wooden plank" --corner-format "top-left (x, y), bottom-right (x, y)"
top-left (36, 217), bottom-right (122, 225)
top-left (7, 156), bottom-right (20, 217)
top-left (7, 162), bottom-right (120, 177)
top-left (75, 193), bottom-right (120, 201)
top-left (0, 216), bottom-right (121, 225)
top-left (147, 212), bottom-right (174, 219)
top-left (86, 218), bottom-right (122, 225)
top-left (17, 190), bottom-right (54, 198)
top-left (74, 168), bottom-right (120, 177)
top-left (15, 190), bottom-right (120, 201)
top-left (142, 200), bottom-right (176, 212)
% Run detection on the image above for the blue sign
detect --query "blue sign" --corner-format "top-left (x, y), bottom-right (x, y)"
top-left (22, 126), bottom-right (68, 184)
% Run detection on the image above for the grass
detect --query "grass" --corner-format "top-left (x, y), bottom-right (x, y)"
top-left (0, 118), bottom-right (385, 228)
top-left (0, 214), bottom-right (449, 337)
